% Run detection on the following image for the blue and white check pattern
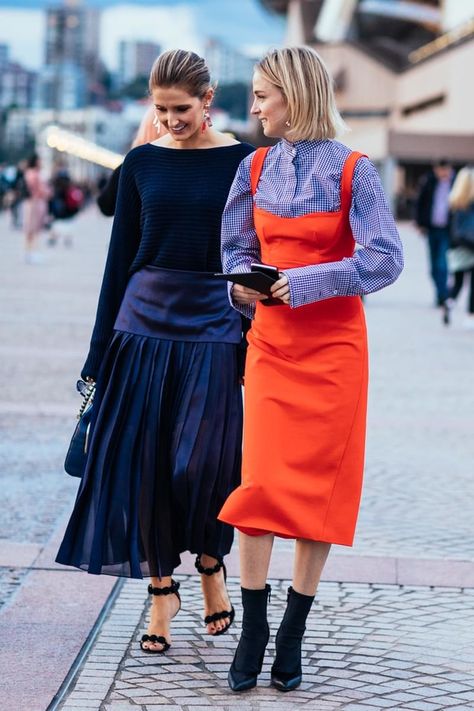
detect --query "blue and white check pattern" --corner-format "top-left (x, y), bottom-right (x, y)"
top-left (221, 139), bottom-right (404, 318)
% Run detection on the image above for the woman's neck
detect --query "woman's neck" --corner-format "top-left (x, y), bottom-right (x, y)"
top-left (151, 128), bottom-right (237, 150)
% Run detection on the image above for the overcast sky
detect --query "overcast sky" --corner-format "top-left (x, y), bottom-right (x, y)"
top-left (0, 1), bottom-right (285, 71)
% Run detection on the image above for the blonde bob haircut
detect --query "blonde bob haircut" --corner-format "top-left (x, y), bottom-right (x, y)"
top-left (256, 46), bottom-right (347, 141)
top-left (449, 166), bottom-right (474, 211)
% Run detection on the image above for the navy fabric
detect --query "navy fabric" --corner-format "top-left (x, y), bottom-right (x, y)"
top-left (56, 268), bottom-right (243, 578)
top-left (114, 266), bottom-right (242, 343)
top-left (82, 142), bottom-right (254, 380)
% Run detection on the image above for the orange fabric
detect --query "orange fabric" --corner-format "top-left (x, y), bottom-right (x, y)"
top-left (218, 148), bottom-right (369, 546)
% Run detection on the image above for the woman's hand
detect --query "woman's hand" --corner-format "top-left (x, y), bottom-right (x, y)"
top-left (232, 284), bottom-right (268, 305)
top-left (271, 274), bottom-right (290, 304)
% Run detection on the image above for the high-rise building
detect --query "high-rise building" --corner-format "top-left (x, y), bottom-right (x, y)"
top-left (118, 41), bottom-right (161, 88)
top-left (0, 43), bottom-right (9, 69)
top-left (35, 63), bottom-right (86, 111)
top-left (0, 45), bottom-right (36, 110)
top-left (40, 0), bottom-right (101, 108)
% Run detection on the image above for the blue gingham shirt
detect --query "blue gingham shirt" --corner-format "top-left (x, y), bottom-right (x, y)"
top-left (221, 138), bottom-right (404, 318)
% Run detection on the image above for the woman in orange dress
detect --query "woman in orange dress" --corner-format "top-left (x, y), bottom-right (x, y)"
top-left (218, 46), bottom-right (404, 692)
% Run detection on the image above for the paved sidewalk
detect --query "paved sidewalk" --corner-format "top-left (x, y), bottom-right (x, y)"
top-left (57, 578), bottom-right (474, 711)
top-left (1, 209), bottom-right (474, 710)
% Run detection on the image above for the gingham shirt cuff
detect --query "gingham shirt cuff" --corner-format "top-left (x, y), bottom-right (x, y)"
top-left (283, 261), bottom-right (358, 308)
top-left (227, 268), bottom-right (256, 320)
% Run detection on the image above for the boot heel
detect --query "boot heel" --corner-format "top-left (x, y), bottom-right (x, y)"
top-left (228, 584), bottom-right (271, 692)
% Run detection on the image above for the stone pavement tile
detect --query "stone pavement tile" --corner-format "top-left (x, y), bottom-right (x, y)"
top-left (450, 691), bottom-right (474, 702)
top-left (380, 692), bottom-right (425, 703)
top-left (400, 704), bottom-right (444, 711)
top-left (425, 698), bottom-right (474, 708)
top-left (61, 700), bottom-right (107, 708)
top-left (319, 667), bottom-right (359, 678)
top-left (328, 678), bottom-right (366, 689)
top-left (435, 681), bottom-right (474, 692)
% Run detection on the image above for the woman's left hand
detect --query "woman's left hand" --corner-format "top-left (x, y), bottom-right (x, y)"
top-left (270, 274), bottom-right (290, 304)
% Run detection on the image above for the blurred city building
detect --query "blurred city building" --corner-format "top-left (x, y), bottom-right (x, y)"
top-left (205, 37), bottom-right (255, 84)
top-left (0, 44), bottom-right (36, 111)
top-left (260, 0), bottom-right (474, 216)
top-left (0, 0), bottom-right (267, 174)
top-left (118, 40), bottom-right (161, 89)
top-left (5, 103), bottom-right (147, 181)
top-left (37, 0), bottom-right (103, 109)
top-left (35, 63), bottom-right (87, 111)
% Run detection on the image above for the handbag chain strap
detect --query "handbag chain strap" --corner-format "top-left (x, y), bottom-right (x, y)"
top-left (78, 382), bottom-right (96, 419)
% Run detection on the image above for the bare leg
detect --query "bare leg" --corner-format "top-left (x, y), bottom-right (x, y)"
top-left (25, 230), bottom-right (37, 254)
top-left (292, 539), bottom-right (331, 595)
top-left (142, 575), bottom-right (180, 652)
top-left (270, 539), bottom-right (331, 691)
top-left (239, 532), bottom-right (274, 589)
top-left (228, 532), bottom-right (274, 692)
top-left (199, 553), bottom-right (233, 635)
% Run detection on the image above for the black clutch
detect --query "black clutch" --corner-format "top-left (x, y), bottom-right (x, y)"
top-left (214, 262), bottom-right (283, 306)
top-left (64, 379), bottom-right (96, 478)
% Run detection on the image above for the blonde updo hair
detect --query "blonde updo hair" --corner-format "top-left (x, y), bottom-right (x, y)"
top-left (256, 46), bottom-right (346, 141)
top-left (449, 166), bottom-right (474, 211)
top-left (149, 49), bottom-right (212, 99)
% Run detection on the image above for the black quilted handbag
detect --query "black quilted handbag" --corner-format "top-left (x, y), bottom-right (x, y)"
top-left (64, 379), bottom-right (96, 478)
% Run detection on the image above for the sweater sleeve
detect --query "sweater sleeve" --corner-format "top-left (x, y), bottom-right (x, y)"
top-left (96, 164), bottom-right (122, 217)
top-left (82, 153), bottom-right (141, 379)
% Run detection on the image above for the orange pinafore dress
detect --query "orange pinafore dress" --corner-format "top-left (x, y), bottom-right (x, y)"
top-left (218, 147), bottom-right (369, 546)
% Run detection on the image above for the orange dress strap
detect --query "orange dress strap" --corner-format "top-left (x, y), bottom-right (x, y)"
top-left (340, 151), bottom-right (366, 214)
top-left (250, 147), bottom-right (271, 196)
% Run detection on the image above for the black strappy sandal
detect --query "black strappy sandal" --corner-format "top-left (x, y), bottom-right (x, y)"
top-left (195, 555), bottom-right (235, 636)
top-left (140, 579), bottom-right (181, 654)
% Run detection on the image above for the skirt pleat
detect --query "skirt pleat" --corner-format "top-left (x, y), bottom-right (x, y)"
top-left (57, 331), bottom-right (242, 578)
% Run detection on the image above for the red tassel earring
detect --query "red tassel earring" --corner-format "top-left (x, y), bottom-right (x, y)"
top-left (201, 106), bottom-right (212, 133)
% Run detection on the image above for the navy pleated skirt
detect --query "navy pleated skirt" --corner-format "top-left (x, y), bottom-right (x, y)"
top-left (56, 266), bottom-right (243, 578)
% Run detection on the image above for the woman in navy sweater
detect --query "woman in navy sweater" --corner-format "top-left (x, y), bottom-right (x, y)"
top-left (57, 50), bottom-right (254, 653)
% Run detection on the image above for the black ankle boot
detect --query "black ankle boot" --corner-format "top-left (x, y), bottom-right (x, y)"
top-left (228, 584), bottom-right (271, 692)
top-left (271, 586), bottom-right (314, 692)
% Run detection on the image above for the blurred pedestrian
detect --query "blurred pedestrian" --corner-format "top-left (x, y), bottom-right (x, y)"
top-left (218, 46), bottom-right (403, 693)
top-left (8, 160), bottom-right (28, 229)
top-left (415, 159), bottom-right (454, 311)
top-left (97, 104), bottom-right (159, 217)
top-left (56, 50), bottom-right (254, 654)
top-left (23, 154), bottom-right (51, 264)
top-left (48, 165), bottom-right (84, 248)
top-left (447, 166), bottom-right (474, 328)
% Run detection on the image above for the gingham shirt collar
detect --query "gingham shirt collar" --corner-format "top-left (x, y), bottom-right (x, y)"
top-left (280, 138), bottom-right (326, 161)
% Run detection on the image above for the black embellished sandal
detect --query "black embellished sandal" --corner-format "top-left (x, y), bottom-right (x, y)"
top-left (140, 579), bottom-right (181, 654)
top-left (195, 555), bottom-right (235, 636)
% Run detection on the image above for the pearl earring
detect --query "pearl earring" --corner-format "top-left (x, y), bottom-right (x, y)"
top-left (285, 120), bottom-right (291, 127)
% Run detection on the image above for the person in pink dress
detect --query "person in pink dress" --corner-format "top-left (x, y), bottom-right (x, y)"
top-left (23, 154), bottom-right (51, 264)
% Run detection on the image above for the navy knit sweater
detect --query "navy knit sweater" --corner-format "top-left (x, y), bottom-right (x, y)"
top-left (83, 142), bottom-right (254, 379)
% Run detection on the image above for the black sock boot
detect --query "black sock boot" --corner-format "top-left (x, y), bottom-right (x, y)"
top-left (271, 586), bottom-right (314, 692)
top-left (228, 584), bottom-right (271, 692)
